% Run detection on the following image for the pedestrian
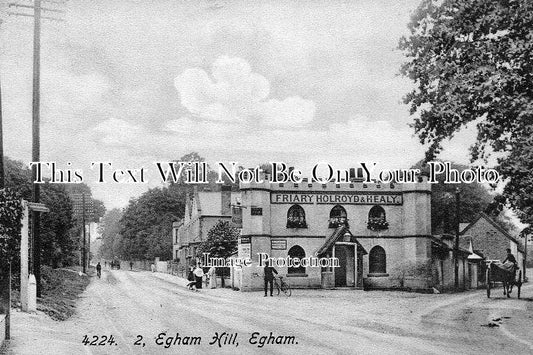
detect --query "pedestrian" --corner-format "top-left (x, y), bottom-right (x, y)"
top-left (264, 265), bottom-right (278, 297)
top-left (194, 265), bottom-right (204, 289)
top-left (130, 261), bottom-right (134, 270)
top-left (187, 267), bottom-right (197, 291)
top-left (104, 261), bottom-right (107, 268)
top-left (96, 262), bottom-right (102, 279)
top-left (208, 266), bottom-right (217, 289)
top-left (151, 263), bottom-right (155, 273)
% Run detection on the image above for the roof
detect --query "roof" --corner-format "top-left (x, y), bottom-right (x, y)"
top-left (431, 235), bottom-right (471, 254)
top-left (196, 191), bottom-right (240, 216)
top-left (315, 226), bottom-right (367, 256)
top-left (461, 212), bottom-right (525, 254)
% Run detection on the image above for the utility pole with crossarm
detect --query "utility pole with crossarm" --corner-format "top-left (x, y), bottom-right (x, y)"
top-left (7, 0), bottom-right (65, 296)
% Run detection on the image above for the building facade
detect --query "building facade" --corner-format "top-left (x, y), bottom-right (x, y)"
top-left (460, 212), bottom-right (526, 278)
top-left (173, 186), bottom-right (239, 277)
top-left (236, 175), bottom-right (434, 291)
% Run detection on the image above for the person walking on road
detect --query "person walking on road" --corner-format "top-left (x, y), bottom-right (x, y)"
top-left (96, 262), bottom-right (102, 279)
top-left (264, 265), bottom-right (278, 297)
top-left (130, 261), bottom-right (134, 270)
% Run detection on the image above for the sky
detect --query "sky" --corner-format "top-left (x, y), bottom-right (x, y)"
top-left (0, 0), bottom-right (479, 209)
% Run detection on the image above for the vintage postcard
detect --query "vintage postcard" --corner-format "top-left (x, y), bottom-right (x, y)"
top-left (0, 0), bottom-right (532, 354)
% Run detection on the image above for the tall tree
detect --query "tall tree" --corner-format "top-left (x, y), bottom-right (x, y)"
top-left (97, 208), bottom-right (123, 260)
top-left (120, 187), bottom-right (183, 261)
top-left (400, 0), bottom-right (533, 224)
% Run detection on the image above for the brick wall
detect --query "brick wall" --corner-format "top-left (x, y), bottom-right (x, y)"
top-left (466, 217), bottom-right (511, 261)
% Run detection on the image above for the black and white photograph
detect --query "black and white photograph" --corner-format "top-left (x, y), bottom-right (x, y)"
top-left (0, 0), bottom-right (532, 354)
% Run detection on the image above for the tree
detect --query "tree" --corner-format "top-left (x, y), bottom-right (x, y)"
top-left (426, 162), bottom-right (492, 234)
top-left (119, 187), bottom-right (183, 261)
top-left (97, 208), bottom-right (123, 260)
top-left (197, 220), bottom-right (239, 287)
top-left (400, 0), bottom-right (533, 224)
top-left (3, 157), bottom-right (98, 269)
top-left (412, 160), bottom-right (520, 234)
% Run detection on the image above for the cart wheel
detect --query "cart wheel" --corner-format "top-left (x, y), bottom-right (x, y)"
top-left (486, 269), bottom-right (491, 298)
top-left (517, 270), bottom-right (522, 299)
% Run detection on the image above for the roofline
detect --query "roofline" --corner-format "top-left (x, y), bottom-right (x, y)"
top-left (461, 211), bottom-right (521, 245)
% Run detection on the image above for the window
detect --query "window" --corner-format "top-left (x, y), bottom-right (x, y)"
top-left (288, 245), bottom-right (306, 274)
top-left (367, 205), bottom-right (388, 231)
top-left (369, 246), bottom-right (387, 274)
top-left (329, 205), bottom-right (348, 228)
top-left (287, 205), bottom-right (307, 228)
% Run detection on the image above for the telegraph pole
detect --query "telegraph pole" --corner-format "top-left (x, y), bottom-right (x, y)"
top-left (8, 0), bottom-right (65, 296)
top-left (454, 188), bottom-right (460, 290)
top-left (32, 0), bottom-right (43, 298)
top-left (82, 193), bottom-right (86, 273)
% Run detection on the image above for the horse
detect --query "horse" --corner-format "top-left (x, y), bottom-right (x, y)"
top-left (488, 262), bottom-right (519, 298)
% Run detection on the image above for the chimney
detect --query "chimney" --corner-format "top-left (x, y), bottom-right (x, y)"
top-left (221, 185), bottom-right (232, 215)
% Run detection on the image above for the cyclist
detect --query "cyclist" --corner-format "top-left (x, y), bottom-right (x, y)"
top-left (96, 262), bottom-right (102, 278)
top-left (264, 265), bottom-right (278, 297)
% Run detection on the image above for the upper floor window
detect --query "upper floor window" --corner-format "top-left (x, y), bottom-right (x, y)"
top-left (288, 245), bottom-right (306, 274)
top-left (367, 205), bottom-right (388, 231)
top-left (329, 205), bottom-right (348, 228)
top-left (287, 205), bottom-right (307, 228)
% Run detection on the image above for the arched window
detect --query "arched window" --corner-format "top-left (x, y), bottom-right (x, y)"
top-left (287, 205), bottom-right (307, 228)
top-left (367, 205), bottom-right (388, 231)
top-left (369, 246), bottom-right (387, 274)
top-left (329, 205), bottom-right (347, 228)
top-left (288, 245), bottom-right (306, 274)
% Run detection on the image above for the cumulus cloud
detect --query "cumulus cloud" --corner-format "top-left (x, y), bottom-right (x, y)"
top-left (174, 56), bottom-right (315, 127)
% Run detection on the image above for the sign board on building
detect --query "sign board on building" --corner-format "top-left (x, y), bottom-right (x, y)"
top-left (270, 192), bottom-right (402, 205)
top-left (238, 237), bottom-right (251, 260)
top-left (251, 207), bottom-right (263, 215)
top-left (231, 206), bottom-right (243, 227)
top-left (271, 239), bottom-right (287, 250)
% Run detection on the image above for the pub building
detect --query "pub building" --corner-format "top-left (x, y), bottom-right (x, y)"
top-left (174, 172), bottom-right (473, 291)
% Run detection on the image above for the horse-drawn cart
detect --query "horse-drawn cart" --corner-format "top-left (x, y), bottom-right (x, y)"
top-left (486, 261), bottom-right (522, 298)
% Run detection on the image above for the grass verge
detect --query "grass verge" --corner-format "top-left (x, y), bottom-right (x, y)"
top-left (38, 265), bottom-right (92, 321)
top-left (10, 265), bottom-right (93, 321)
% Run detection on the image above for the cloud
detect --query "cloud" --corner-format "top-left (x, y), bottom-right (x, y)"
top-left (174, 56), bottom-right (315, 127)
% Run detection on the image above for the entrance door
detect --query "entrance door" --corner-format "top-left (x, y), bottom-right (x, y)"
top-left (334, 244), bottom-right (355, 287)
top-left (335, 246), bottom-right (347, 287)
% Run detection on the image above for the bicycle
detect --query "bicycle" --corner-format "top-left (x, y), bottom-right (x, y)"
top-left (273, 276), bottom-right (291, 297)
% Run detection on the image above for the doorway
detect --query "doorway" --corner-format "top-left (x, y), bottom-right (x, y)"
top-left (334, 244), bottom-right (355, 287)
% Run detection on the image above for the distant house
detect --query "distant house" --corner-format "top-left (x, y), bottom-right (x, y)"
top-left (460, 212), bottom-right (526, 279)
top-left (173, 186), bottom-right (240, 276)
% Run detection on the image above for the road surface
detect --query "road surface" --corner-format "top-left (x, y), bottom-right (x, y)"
top-left (6, 268), bottom-right (533, 354)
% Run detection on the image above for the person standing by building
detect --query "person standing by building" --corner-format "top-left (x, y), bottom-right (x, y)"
top-left (208, 266), bottom-right (217, 289)
top-left (194, 265), bottom-right (204, 289)
top-left (264, 265), bottom-right (278, 297)
top-left (129, 261), bottom-right (134, 270)
top-left (187, 267), bottom-right (197, 291)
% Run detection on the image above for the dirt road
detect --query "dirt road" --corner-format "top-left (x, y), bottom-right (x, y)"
top-left (6, 269), bottom-right (533, 354)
